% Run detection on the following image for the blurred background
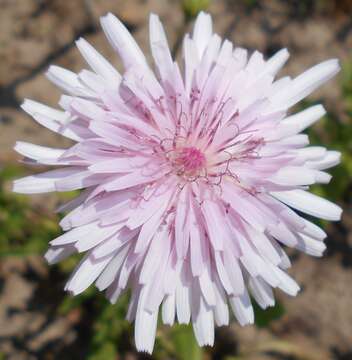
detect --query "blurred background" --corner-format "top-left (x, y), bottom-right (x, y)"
top-left (0, 0), bottom-right (352, 359)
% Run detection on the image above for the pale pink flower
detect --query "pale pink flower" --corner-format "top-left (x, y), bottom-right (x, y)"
top-left (14, 12), bottom-right (342, 353)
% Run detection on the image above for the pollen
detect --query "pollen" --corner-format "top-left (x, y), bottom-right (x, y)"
top-left (173, 146), bottom-right (206, 176)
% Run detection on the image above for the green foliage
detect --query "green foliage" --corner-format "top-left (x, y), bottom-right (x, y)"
top-left (342, 61), bottom-right (352, 113)
top-left (182, 0), bottom-right (210, 19)
top-left (305, 62), bottom-right (352, 204)
top-left (58, 285), bottom-right (132, 359)
top-left (169, 324), bottom-right (203, 360)
top-left (87, 293), bottom-right (131, 359)
top-left (253, 301), bottom-right (286, 328)
top-left (0, 165), bottom-right (61, 257)
top-left (242, 0), bottom-right (259, 9)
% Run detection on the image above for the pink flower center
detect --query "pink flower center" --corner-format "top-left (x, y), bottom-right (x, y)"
top-left (173, 146), bottom-right (206, 176)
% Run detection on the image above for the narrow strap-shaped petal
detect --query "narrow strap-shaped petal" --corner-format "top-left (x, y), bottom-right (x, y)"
top-left (162, 293), bottom-right (176, 325)
top-left (213, 275), bottom-right (229, 326)
top-left (191, 285), bottom-right (215, 346)
top-left (229, 289), bottom-right (254, 326)
top-left (183, 34), bottom-right (199, 94)
top-left (192, 11), bottom-right (213, 59)
top-left (65, 252), bottom-right (114, 295)
top-left (15, 142), bottom-right (67, 165)
top-left (50, 221), bottom-right (113, 246)
top-left (264, 48), bottom-right (289, 77)
top-left (76, 37), bottom-right (121, 84)
top-left (100, 13), bottom-right (148, 70)
top-left (149, 13), bottom-right (173, 80)
top-left (46, 65), bottom-right (94, 97)
top-left (268, 59), bottom-right (340, 111)
top-left (96, 243), bottom-right (132, 291)
top-left (13, 167), bottom-right (85, 194)
top-left (21, 99), bottom-right (81, 141)
top-left (176, 262), bottom-right (192, 324)
top-left (44, 245), bottom-right (76, 265)
top-left (271, 189), bottom-right (342, 221)
top-left (306, 151), bottom-right (341, 170)
top-left (281, 104), bottom-right (326, 131)
top-left (134, 286), bottom-right (158, 353)
top-left (248, 276), bottom-right (275, 309)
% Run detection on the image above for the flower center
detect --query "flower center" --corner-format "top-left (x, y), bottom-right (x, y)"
top-left (172, 146), bottom-right (206, 177)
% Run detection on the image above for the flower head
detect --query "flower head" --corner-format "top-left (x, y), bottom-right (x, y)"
top-left (14, 12), bottom-right (342, 353)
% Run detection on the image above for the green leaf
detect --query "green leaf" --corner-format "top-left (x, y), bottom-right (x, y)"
top-left (254, 301), bottom-right (285, 328)
top-left (169, 324), bottom-right (202, 360)
top-left (182, 0), bottom-right (210, 19)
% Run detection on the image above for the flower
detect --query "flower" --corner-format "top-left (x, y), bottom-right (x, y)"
top-left (14, 11), bottom-right (342, 353)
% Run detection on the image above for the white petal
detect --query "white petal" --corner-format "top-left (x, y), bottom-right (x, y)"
top-left (269, 238), bottom-right (292, 269)
top-left (246, 51), bottom-right (265, 75)
top-left (213, 277), bottom-right (229, 326)
top-left (192, 294), bottom-right (214, 347)
top-left (176, 264), bottom-right (192, 324)
top-left (75, 226), bottom-right (119, 252)
top-left (271, 189), bottom-right (342, 221)
top-left (223, 251), bottom-right (245, 295)
top-left (13, 168), bottom-right (83, 194)
top-left (279, 134), bottom-right (309, 147)
top-left (229, 289), bottom-right (254, 326)
top-left (270, 166), bottom-right (316, 186)
top-left (264, 48), bottom-right (289, 76)
top-left (269, 76), bottom-right (292, 96)
top-left (183, 34), bottom-right (199, 93)
top-left (76, 37), bottom-right (121, 84)
top-left (296, 233), bottom-right (327, 257)
top-left (162, 293), bottom-right (176, 325)
top-left (100, 13), bottom-right (147, 70)
top-left (214, 251), bottom-right (234, 294)
top-left (149, 13), bottom-right (173, 79)
top-left (15, 142), bottom-right (66, 165)
top-left (78, 70), bottom-right (108, 93)
top-left (95, 244), bottom-right (131, 291)
top-left (248, 276), bottom-right (275, 309)
top-left (269, 59), bottom-right (340, 110)
top-left (55, 170), bottom-right (103, 192)
top-left (314, 170), bottom-right (331, 184)
top-left (233, 47), bottom-right (248, 68)
top-left (139, 229), bottom-right (165, 284)
top-left (126, 287), bottom-right (139, 321)
top-left (199, 265), bottom-right (216, 306)
top-left (65, 253), bottom-right (113, 295)
top-left (268, 264), bottom-right (300, 296)
top-left (93, 228), bottom-right (137, 258)
top-left (192, 11), bottom-right (212, 59)
top-left (22, 99), bottom-right (68, 122)
top-left (306, 151), bottom-right (341, 170)
top-left (51, 221), bottom-right (104, 246)
top-left (46, 65), bottom-right (93, 96)
top-left (107, 285), bottom-right (123, 305)
top-left (134, 287), bottom-right (158, 354)
top-left (217, 39), bottom-right (233, 66)
top-left (245, 225), bottom-right (282, 265)
top-left (281, 104), bottom-right (326, 131)
top-left (21, 100), bottom-right (79, 141)
top-left (70, 97), bottom-right (106, 121)
top-left (300, 218), bottom-right (327, 240)
top-left (44, 245), bottom-right (76, 264)
top-left (56, 188), bottom-right (92, 213)
top-left (295, 146), bottom-right (326, 161)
